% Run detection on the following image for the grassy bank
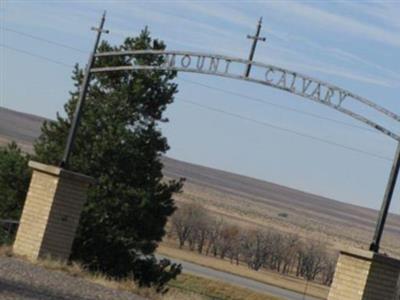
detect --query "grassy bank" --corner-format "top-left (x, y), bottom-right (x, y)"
top-left (170, 274), bottom-right (281, 300)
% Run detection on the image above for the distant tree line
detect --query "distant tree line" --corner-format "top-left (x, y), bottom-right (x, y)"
top-left (170, 202), bottom-right (337, 285)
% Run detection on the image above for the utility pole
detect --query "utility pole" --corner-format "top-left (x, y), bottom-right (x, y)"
top-left (369, 142), bottom-right (400, 252)
top-left (60, 11), bottom-right (109, 168)
top-left (245, 17), bottom-right (266, 77)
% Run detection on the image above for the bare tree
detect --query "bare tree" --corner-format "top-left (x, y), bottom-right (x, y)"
top-left (281, 233), bottom-right (300, 274)
top-left (228, 229), bottom-right (244, 265)
top-left (188, 210), bottom-right (212, 253)
top-left (321, 252), bottom-right (338, 285)
top-left (241, 229), bottom-right (270, 271)
top-left (267, 232), bottom-right (286, 272)
top-left (296, 241), bottom-right (327, 280)
top-left (214, 224), bottom-right (240, 259)
top-left (171, 202), bottom-right (206, 248)
top-left (205, 217), bottom-right (224, 257)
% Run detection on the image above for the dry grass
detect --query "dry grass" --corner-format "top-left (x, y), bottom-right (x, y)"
top-left (0, 246), bottom-right (174, 299)
top-left (170, 273), bottom-right (281, 300)
top-left (28, 256), bottom-right (176, 299)
top-left (32, 255), bottom-right (87, 278)
top-left (157, 242), bottom-right (329, 300)
top-left (0, 245), bottom-right (279, 300)
top-left (0, 245), bottom-right (13, 257)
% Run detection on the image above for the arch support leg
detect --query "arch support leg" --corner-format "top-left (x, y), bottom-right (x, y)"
top-left (370, 142), bottom-right (400, 252)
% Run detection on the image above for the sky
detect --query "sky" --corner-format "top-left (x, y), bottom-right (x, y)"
top-left (1, 0), bottom-right (399, 214)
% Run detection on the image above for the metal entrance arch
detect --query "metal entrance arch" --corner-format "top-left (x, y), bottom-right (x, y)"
top-left (61, 12), bottom-right (400, 253)
top-left (92, 50), bottom-right (400, 141)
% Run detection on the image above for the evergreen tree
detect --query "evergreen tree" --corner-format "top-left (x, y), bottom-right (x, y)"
top-left (34, 29), bottom-right (183, 289)
top-left (0, 142), bottom-right (31, 244)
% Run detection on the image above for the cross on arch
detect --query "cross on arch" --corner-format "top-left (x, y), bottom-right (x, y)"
top-left (245, 17), bottom-right (266, 77)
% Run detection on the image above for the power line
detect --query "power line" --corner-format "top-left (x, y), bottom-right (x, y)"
top-left (177, 97), bottom-right (392, 162)
top-left (0, 44), bottom-right (74, 68)
top-left (2, 27), bottom-right (387, 136)
top-left (1, 42), bottom-right (392, 162)
top-left (3, 27), bottom-right (87, 54)
top-left (2, 27), bottom-right (388, 136)
top-left (179, 78), bottom-right (377, 134)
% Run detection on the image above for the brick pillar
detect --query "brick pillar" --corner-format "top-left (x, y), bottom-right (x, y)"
top-left (328, 248), bottom-right (400, 300)
top-left (13, 161), bottom-right (94, 261)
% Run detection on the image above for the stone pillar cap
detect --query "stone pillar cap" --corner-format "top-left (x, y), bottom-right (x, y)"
top-left (28, 161), bottom-right (95, 184)
top-left (340, 246), bottom-right (400, 268)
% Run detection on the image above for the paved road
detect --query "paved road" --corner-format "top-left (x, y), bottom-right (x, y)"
top-left (159, 255), bottom-right (322, 300)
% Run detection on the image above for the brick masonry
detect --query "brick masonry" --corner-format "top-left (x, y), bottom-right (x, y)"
top-left (328, 247), bottom-right (400, 300)
top-left (13, 161), bottom-right (94, 261)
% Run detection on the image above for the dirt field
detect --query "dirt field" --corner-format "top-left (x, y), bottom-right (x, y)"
top-left (2, 107), bottom-right (399, 258)
top-left (2, 107), bottom-right (400, 298)
top-left (162, 163), bottom-right (400, 258)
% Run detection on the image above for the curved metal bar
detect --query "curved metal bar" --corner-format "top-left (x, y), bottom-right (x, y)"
top-left (93, 50), bottom-right (400, 141)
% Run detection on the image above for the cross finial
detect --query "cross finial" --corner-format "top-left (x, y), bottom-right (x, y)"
top-left (91, 11), bottom-right (110, 34)
top-left (60, 11), bottom-right (109, 167)
top-left (245, 17), bottom-right (266, 77)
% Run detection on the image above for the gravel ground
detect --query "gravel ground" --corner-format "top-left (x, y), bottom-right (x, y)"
top-left (0, 257), bottom-right (147, 300)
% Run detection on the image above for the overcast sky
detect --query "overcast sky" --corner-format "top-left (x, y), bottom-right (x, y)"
top-left (1, 1), bottom-right (400, 213)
